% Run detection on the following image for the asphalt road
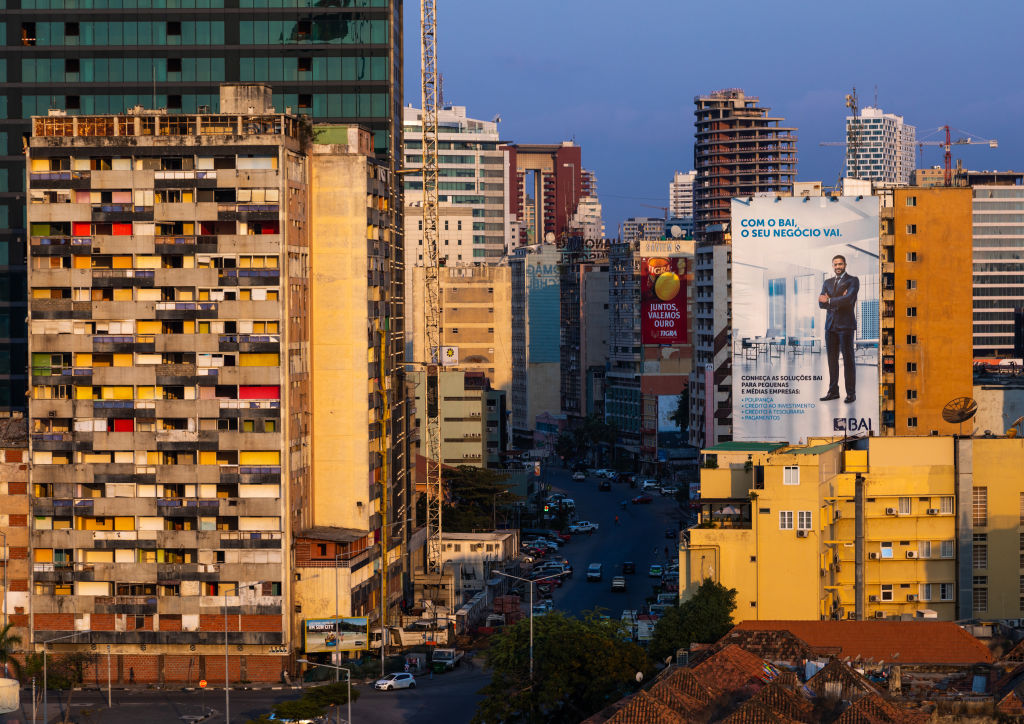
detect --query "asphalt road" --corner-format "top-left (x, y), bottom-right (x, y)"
top-left (538, 466), bottom-right (690, 619)
top-left (1, 663), bottom-right (488, 724)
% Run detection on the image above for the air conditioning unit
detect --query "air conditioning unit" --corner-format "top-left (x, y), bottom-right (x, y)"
top-left (796, 530), bottom-right (809, 538)
top-left (875, 610), bottom-right (886, 619)
top-left (885, 507), bottom-right (897, 516)
top-left (869, 595), bottom-right (879, 602)
top-left (907, 594), bottom-right (918, 602)
top-left (868, 552), bottom-right (879, 560)
top-left (926, 508), bottom-right (939, 515)
top-left (906, 551), bottom-right (918, 559)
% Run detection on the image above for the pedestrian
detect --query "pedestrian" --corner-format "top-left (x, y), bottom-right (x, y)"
top-left (429, 667), bottom-right (434, 680)
top-left (404, 661), bottom-right (410, 673)
top-left (129, 667), bottom-right (135, 684)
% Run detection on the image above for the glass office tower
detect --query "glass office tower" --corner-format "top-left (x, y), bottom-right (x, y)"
top-left (0, 0), bottom-right (404, 412)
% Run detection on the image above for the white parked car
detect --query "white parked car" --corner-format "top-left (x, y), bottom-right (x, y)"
top-left (660, 486), bottom-right (680, 496)
top-left (569, 521), bottom-right (599, 533)
top-left (641, 480), bottom-right (660, 492)
top-left (572, 471), bottom-right (586, 481)
top-left (374, 672), bottom-right (417, 691)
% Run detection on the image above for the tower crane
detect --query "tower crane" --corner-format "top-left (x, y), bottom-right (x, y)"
top-left (916, 125), bottom-right (998, 186)
top-left (420, 0), bottom-right (444, 573)
top-left (639, 203), bottom-right (669, 220)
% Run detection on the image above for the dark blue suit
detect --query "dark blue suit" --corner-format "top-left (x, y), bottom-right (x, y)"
top-left (819, 273), bottom-right (859, 397)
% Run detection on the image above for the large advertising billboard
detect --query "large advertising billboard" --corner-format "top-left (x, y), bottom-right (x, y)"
top-left (731, 196), bottom-right (879, 443)
top-left (641, 256), bottom-right (686, 345)
top-left (304, 617), bottom-right (370, 652)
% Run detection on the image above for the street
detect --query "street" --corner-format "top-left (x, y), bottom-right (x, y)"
top-left (1, 663), bottom-right (487, 724)
top-left (537, 466), bottom-right (690, 619)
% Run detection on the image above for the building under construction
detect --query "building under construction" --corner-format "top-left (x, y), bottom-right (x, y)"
top-left (689, 89), bottom-right (797, 447)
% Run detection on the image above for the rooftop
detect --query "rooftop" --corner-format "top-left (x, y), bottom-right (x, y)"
top-left (702, 441), bottom-right (788, 453)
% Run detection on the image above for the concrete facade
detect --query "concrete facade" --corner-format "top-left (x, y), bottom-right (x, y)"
top-left (845, 107), bottom-right (916, 185)
top-left (412, 369), bottom-right (505, 469)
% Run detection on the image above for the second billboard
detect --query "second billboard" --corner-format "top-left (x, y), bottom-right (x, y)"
top-left (731, 196), bottom-right (879, 443)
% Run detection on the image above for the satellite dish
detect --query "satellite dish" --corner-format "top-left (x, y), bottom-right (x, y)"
top-left (669, 225), bottom-right (683, 238)
top-left (544, 232), bottom-right (555, 243)
top-left (942, 397), bottom-right (978, 424)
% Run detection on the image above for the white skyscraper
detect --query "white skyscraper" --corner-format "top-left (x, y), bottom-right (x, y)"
top-left (845, 107), bottom-right (916, 185)
top-left (669, 170), bottom-right (696, 218)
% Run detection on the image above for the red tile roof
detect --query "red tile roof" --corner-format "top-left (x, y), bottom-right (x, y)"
top-left (832, 693), bottom-right (930, 724)
top-left (692, 643), bottom-right (780, 692)
top-left (731, 621), bottom-right (992, 665)
top-left (602, 690), bottom-right (693, 724)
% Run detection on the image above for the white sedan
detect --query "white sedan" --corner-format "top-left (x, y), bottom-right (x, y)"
top-left (374, 672), bottom-right (417, 691)
top-left (569, 521), bottom-right (599, 533)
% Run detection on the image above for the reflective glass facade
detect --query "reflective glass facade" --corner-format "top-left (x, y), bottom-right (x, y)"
top-left (0, 0), bottom-right (403, 412)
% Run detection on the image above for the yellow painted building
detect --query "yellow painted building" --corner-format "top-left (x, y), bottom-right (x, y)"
top-left (880, 187), bottom-right (973, 436)
top-left (682, 437), bottom-right (958, 622)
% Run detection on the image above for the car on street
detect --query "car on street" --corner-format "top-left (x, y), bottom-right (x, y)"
top-left (649, 564), bottom-right (663, 578)
top-left (610, 576), bottom-right (626, 592)
top-left (598, 480), bottom-right (612, 491)
top-left (374, 672), bottom-right (417, 691)
top-left (631, 494), bottom-right (653, 504)
top-left (569, 520), bottom-right (599, 533)
top-left (572, 471), bottom-right (586, 481)
top-left (641, 480), bottom-right (660, 492)
top-left (586, 563), bottom-right (604, 581)
top-left (660, 486), bottom-right (680, 496)
top-left (622, 561), bottom-right (636, 574)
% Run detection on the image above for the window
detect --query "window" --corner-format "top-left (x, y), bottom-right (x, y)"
top-left (906, 224), bottom-right (917, 234)
top-left (881, 542), bottom-right (893, 559)
top-left (778, 511), bottom-right (793, 530)
top-left (939, 583), bottom-right (954, 601)
top-left (881, 584), bottom-right (893, 601)
top-left (906, 307), bottom-right (917, 318)
top-left (940, 540), bottom-right (954, 558)
top-left (941, 496), bottom-right (954, 514)
top-left (906, 390), bottom-right (917, 400)
top-left (974, 534), bottom-right (988, 569)
top-left (907, 417), bottom-right (918, 427)
top-left (973, 581), bottom-right (988, 612)
top-left (1020, 492), bottom-right (1024, 523)
top-left (906, 280), bottom-right (917, 290)
top-left (920, 583), bottom-right (931, 601)
top-left (906, 251), bottom-right (918, 261)
top-left (783, 466), bottom-right (799, 485)
top-left (797, 511), bottom-right (812, 530)
top-left (1020, 577), bottom-right (1024, 611)
top-left (973, 486), bottom-right (988, 527)
top-left (919, 540), bottom-right (931, 558)
top-left (906, 196), bottom-right (917, 207)
top-left (906, 334), bottom-right (917, 344)
top-left (906, 362), bottom-right (917, 372)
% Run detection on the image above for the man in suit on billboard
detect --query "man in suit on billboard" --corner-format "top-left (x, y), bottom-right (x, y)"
top-left (819, 254), bottom-right (859, 403)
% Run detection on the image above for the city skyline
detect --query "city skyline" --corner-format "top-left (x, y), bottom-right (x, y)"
top-left (403, 0), bottom-right (1024, 232)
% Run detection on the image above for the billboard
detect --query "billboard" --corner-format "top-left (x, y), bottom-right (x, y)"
top-left (731, 196), bottom-right (879, 443)
top-left (304, 617), bottom-right (370, 652)
top-left (641, 256), bottom-right (686, 345)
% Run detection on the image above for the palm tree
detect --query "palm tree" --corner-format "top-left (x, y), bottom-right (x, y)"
top-left (0, 623), bottom-right (23, 680)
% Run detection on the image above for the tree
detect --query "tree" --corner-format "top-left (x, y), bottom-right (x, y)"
top-left (415, 466), bottom-right (522, 532)
top-left (671, 388), bottom-right (689, 433)
top-left (649, 579), bottom-right (737, 663)
top-left (0, 623), bottom-right (22, 680)
top-left (474, 611), bottom-right (650, 724)
top-left (244, 681), bottom-right (359, 724)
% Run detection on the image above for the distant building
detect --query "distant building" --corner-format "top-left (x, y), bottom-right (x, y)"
top-left (0, 417), bottom-right (28, 648)
top-left (412, 369), bottom-right (506, 469)
top-left (510, 245), bottom-right (562, 447)
top-left (846, 106), bottom-right (916, 185)
top-left (402, 105), bottom-right (510, 260)
top-left (879, 187), bottom-right (973, 435)
top-left (437, 531), bottom-right (520, 598)
top-left (690, 89), bottom-right (797, 448)
top-left (622, 217), bottom-right (664, 243)
top-left (971, 176), bottom-right (1024, 357)
top-left (669, 170), bottom-right (696, 218)
top-left (504, 143), bottom-right (594, 248)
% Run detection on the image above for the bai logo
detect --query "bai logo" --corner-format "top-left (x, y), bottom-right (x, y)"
top-left (834, 417), bottom-right (873, 433)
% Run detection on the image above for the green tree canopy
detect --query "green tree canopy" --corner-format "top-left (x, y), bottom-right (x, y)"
top-left (0, 624), bottom-right (22, 680)
top-left (415, 465), bottom-right (521, 532)
top-left (474, 611), bottom-right (650, 724)
top-left (649, 578), bottom-right (737, 663)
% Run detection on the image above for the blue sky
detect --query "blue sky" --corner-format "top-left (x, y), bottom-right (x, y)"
top-left (403, 0), bottom-right (1024, 233)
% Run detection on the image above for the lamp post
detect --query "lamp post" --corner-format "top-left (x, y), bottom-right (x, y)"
top-left (223, 581), bottom-right (266, 724)
top-left (0, 529), bottom-right (7, 631)
top-left (378, 518), bottom-right (412, 678)
top-left (493, 570), bottom-right (566, 683)
top-left (296, 659), bottom-right (350, 724)
top-left (43, 630), bottom-right (90, 724)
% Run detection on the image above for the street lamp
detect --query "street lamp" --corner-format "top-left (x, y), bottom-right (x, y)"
top-left (493, 570), bottom-right (567, 683)
top-left (378, 518), bottom-right (412, 678)
top-left (43, 630), bottom-right (90, 724)
top-left (223, 580), bottom-right (266, 724)
top-left (0, 530), bottom-right (7, 632)
top-left (297, 659), bottom-right (351, 724)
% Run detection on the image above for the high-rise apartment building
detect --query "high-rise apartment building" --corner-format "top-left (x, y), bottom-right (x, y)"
top-left (669, 170), bottom-right (695, 219)
top-left (2, 2), bottom-right (404, 415)
top-left (25, 89), bottom-right (410, 681)
top-left (689, 89), bottom-right (796, 447)
top-left (846, 107), bottom-right (916, 185)
top-left (412, 370), bottom-right (506, 469)
top-left (879, 187), bottom-right (973, 435)
top-left (505, 143), bottom-right (593, 248)
top-left (621, 217), bottom-right (664, 243)
top-left (972, 182), bottom-right (1024, 357)
top-left (402, 105), bottom-right (509, 260)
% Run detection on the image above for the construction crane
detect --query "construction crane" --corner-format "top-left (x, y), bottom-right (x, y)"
top-left (818, 87), bottom-right (862, 181)
top-left (639, 203), bottom-right (669, 220)
top-left (916, 125), bottom-right (998, 186)
top-left (420, 0), bottom-right (444, 573)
